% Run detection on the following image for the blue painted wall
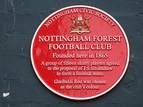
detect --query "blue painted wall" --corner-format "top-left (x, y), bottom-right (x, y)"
top-left (0, 0), bottom-right (143, 107)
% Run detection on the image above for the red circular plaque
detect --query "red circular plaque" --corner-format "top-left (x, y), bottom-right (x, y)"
top-left (31, 5), bottom-right (130, 100)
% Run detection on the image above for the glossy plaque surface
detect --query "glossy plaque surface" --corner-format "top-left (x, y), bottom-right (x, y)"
top-left (31, 5), bottom-right (130, 100)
